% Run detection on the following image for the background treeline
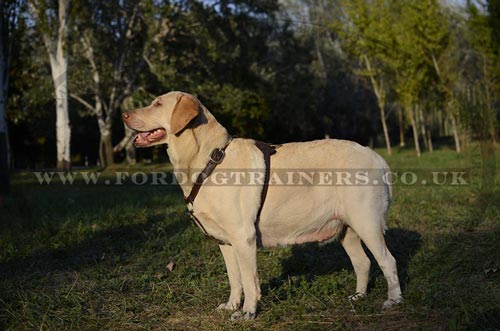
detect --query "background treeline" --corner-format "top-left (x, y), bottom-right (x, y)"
top-left (0, 0), bottom-right (499, 172)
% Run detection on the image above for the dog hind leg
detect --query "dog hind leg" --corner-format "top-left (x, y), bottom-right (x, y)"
top-left (341, 226), bottom-right (371, 301)
top-left (348, 212), bottom-right (402, 310)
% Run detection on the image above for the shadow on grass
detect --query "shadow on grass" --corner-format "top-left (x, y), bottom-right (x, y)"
top-left (418, 189), bottom-right (500, 330)
top-left (262, 228), bottom-right (422, 296)
top-left (0, 214), bottom-right (190, 281)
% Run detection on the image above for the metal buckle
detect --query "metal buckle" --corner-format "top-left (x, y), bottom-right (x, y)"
top-left (209, 148), bottom-right (225, 164)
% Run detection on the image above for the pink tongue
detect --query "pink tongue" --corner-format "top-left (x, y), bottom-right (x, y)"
top-left (135, 133), bottom-right (150, 146)
top-left (134, 130), bottom-right (166, 146)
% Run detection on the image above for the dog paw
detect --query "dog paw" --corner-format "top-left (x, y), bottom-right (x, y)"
top-left (217, 302), bottom-right (239, 311)
top-left (348, 292), bottom-right (365, 301)
top-left (382, 296), bottom-right (403, 310)
top-left (230, 311), bottom-right (256, 320)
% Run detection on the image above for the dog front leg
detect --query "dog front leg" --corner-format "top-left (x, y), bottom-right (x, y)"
top-left (217, 244), bottom-right (242, 311)
top-left (230, 234), bottom-right (260, 320)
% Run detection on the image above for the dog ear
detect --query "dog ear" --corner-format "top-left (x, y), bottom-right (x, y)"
top-left (170, 93), bottom-right (199, 135)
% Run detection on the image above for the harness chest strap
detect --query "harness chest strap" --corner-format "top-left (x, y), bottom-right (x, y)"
top-left (184, 139), bottom-right (277, 244)
top-left (184, 144), bottom-right (229, 206)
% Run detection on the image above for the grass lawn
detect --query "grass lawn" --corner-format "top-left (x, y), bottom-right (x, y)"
top-left (0, 146), bottom-right (499, 330)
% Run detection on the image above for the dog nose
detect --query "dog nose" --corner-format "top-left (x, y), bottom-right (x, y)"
top-left (122, 112), bottom-right (130, 120)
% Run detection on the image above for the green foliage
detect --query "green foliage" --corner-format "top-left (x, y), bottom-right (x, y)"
top-left (152, 0), bottom-right (283, 138)
top-left (338, 0), bottom-right (451, 108)
top-left (198, 83), bottom-right (268, 136)
top-left (5, 0), bottom-right (500, 166)
top-left (466, 0), bottom-right (500, 119)
top-left (6, 2), bottom-right (53, 124)
top-left (70, 0), bottom-right (167, 112)
top-left (393, 0), bottom-right (449, 106)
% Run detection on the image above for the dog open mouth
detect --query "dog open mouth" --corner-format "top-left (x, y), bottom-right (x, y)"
top-left (133, 128), bottom-right (167, 147)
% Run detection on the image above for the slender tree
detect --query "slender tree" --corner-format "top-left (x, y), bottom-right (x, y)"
top-left (390, 0), bottom-right (449, 156)
top-left (432, 16), bottom-right (463, 153)
top-left (29, 0), bottom-right (71, 170)
top-left (337, 0), bottom-right (394, 155)
top-left (412, 0), bottom-right (449, 153)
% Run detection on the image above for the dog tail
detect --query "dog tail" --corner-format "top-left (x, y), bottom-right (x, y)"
top-left (381, 157), bottom-right (393, 202)
top-left (374, 153), bottom-right (393, 233)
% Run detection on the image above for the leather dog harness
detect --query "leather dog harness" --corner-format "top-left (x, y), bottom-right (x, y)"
top-left (184, 138), bottom-right (277, 245)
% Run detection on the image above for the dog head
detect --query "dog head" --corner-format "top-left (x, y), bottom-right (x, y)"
top-left (122, 91), bottom-right (200, 148)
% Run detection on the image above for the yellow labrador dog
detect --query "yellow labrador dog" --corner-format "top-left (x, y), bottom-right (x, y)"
top-left (122, 91), bottom-right (402, 320)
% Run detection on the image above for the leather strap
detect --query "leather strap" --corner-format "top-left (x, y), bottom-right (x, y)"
top-left (184, 139), bottom-right (232, 205)
top-left (184, 139), bottom-right (232, 245)
top-left (254, 141), bottom-right (277, 221)
top-left (184, 138), bottom-right (278, 245)
top-left (254, 141), bottom-right (277, 247)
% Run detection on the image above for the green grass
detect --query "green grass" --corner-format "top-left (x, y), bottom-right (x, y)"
top-left (1, 146), bottom-right (499, 330)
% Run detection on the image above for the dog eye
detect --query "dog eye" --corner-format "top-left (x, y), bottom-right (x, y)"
top-left (153, 100), bottom-right (162, 107)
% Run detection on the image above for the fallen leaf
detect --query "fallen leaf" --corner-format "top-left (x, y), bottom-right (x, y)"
top-left (166, 261), bottom-right (176, 272)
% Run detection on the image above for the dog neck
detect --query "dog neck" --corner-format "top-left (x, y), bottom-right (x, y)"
top-left (167, 105), bottom-right (230, 197)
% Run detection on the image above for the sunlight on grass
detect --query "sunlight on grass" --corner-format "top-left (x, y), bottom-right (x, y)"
top-left (0, 148), bottom-right (498, 330)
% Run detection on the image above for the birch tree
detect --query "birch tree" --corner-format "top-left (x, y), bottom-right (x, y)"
top-left (29, 0), bottom-right (71, 170)
top-left (432, 20), bottom-right (463, 153)
top-left (411, 0), bottom-right (449, 153)
top-left (338, 0), bottom-right (394, 155)
top-left (394, 0), bottom-right (449, 156)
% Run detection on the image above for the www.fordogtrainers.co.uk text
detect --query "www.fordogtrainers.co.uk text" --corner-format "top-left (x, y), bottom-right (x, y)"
top-left (32, 169), bottom-right (470, 187)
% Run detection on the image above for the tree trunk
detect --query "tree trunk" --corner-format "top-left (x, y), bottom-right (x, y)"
top-left (32, 0), bottom-right (72, 171)
top-left (379, 103), bottom-right (392, 156)
top-left (426, 111), bottom-right (433, 152)
top-left (78, 32), bottom-right (116, 168)
top-left (450, 113), bottom-right (461, 153)
top-left (397, 105), bottom-right (405, 147)
top-left (98, 126), bottom-right (114, 168)
top-left (418, 105), bottom-right (429, 151)
top-left (96, 115), bottom-right (115, 168)
top-left (362, 55), bottom-right (391, 155)
top-left (426, 128), bottom-right (433, 153)
top-left (51, 61), bottom-right (71, 171)
top-left (409, 105), bottom-right (421, 157)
